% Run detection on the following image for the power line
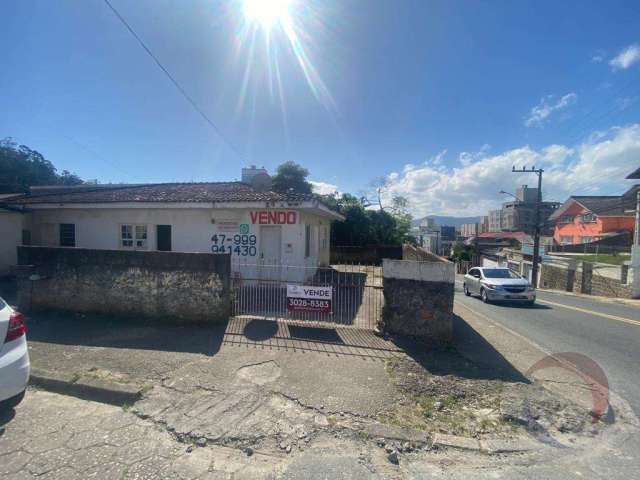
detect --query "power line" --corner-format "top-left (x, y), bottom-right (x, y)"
top-left (102, 0), bottom-right (244, 159)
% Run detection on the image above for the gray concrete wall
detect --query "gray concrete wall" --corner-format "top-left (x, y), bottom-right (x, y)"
top-left (381, 259), bottom-right (454, 342)
top-left (16, 246), bottom-right (231, 323)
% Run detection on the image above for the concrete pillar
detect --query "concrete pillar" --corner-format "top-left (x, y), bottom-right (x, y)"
top-left (632, 245), bottom-right (640, 299)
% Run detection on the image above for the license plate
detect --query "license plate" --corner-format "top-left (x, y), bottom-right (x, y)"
top-left (506, 295), bottom-right (526, 299)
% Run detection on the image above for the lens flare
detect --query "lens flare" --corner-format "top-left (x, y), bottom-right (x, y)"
top-left (242, 0), bottom-right (292, 31)
top-left (235, 0), bottom-right (336, 120)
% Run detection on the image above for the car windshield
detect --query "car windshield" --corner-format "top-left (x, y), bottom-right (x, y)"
top-left (483, 269), bottom-right (520, 279)
top-left (0, 296), bottom-right (6, 310)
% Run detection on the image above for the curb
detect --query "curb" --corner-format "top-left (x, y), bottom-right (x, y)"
top-left (29, 368), bottom-right (143, 406)
top-left (536, 288), bottom-right (639, 307)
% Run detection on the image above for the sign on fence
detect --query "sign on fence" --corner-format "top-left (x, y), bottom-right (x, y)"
top-left (286, 285), bottom-right (332, 313)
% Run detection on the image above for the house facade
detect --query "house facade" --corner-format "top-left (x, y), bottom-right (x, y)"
top-left (2, 181), bottom-right (343, 281)
top-left (549, 187), bottom-right (637, 245)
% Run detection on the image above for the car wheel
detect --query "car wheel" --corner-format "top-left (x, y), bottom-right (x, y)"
top-left (480, 288), bottom-right (490, 303)
top-left (0, 390), bottom-right (25, 411)
top-left (463, 284), bottom-right (471, 296)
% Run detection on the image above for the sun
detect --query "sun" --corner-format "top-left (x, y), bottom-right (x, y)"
top-left (242, 0), bottom-right (293, 30)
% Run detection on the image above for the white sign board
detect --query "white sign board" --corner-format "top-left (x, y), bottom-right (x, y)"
top-left (286, 285), bottom-right (332, 313)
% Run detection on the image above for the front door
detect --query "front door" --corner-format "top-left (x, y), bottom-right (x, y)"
top-left (156, 225), bottom-right (172, 251)
top-left (259, 226), bottom-right (282, 281)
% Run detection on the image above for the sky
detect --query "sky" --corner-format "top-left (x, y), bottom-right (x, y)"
top-left (2, 0), bottom-right (640, 217)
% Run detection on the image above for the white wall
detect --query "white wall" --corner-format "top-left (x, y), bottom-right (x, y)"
top-left (28, 207), bottom-right (331, 281)
top-left (0, 210), bottom-right (25, 275)
top-left (383, 259), bottom-right (455, 283)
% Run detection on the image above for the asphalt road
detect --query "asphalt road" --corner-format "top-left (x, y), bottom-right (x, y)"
top-left (454, 277), bottom-right (640, 416)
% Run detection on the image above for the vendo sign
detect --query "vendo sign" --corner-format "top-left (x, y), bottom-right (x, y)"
top-left (250, 210), bottom-right (297, 225)
top-left (286, 285), bottom-right (332, 313)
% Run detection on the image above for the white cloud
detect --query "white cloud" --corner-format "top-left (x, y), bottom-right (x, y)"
top-left (610, 44), bottom-right (640, 70)
top-left (458, 144), bottom-right (490, 166)
top-left (591, 51), bottom-right (605, 63)
top-left (428, 149), bottom-right (447, 166)
top-left (525, 93), bottom-right (577, 127)
top-left (377, 124), bottom-right (640, 217)
top-left (310, 180), bottom-right (339, 195)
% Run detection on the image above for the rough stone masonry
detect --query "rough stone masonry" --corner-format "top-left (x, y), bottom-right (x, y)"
top-left (381, 259), bottom-right (454, 342)
top-left (15, 246), bottom-right (231, 323)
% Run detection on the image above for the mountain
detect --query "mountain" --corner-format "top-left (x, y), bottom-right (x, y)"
top-left (412, 215), bottom-right (482, 228)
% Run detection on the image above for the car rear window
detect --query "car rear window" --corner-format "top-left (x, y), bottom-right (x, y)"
top-left (483, 269), bottom-right (519, 279)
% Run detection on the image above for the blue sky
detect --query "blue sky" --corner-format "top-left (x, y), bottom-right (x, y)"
top-left (2, 0), bottom-right (639, 216)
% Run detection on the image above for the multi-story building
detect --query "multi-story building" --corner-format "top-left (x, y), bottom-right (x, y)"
top-left (488, 209), bottom-right (503, 232)
top-left (460, 223), bottom-right (478, 238)
top-left (479, 216), bottom-right (489, 233)
top-left (490, 186), bottom-right (559, 235)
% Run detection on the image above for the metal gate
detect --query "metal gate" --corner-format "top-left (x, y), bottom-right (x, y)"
top-left (231, 261), bottom-right (383, 330)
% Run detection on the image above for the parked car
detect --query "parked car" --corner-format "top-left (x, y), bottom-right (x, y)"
top-left (463, 267), bottom-right (535, 305)
top-left (0, 296), bottom-right (29, 410)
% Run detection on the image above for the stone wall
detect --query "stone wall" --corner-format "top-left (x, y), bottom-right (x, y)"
top-left (381, 259), bottom-right (454, 342)
top-left (16, 246), bottom-right (231, 323)
top-left (540, 258), bottom-right (632, 299)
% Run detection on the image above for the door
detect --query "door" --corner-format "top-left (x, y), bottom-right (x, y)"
top-left (259, 226), bottom-right (282, 281)
top-left (156, 225), bottom-right (172, 251)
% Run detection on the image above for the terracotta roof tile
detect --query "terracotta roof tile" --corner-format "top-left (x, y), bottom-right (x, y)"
top-left (10, 182), bottom-right (318, 205)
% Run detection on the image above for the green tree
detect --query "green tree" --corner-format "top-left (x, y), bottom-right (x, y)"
top-left (0, 138), bottom-right (83, 193)
top-left (271, 161), bottom-right (313, 194)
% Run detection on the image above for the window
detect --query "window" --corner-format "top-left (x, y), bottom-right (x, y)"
top-left (59, 224), bottom-right (76, 247)
top-left (559, 215), bottom-right (574, 224)
top-left (304, 224), bottom-right (311, 258)
top-left (560, 236), bottom-right (573, 244)
top-left (581, 213), bottom-right (596, 223)
top-left (483, 268), bottom-right (520, 279)
top-left (120, 224), bottom-right (147, 249)
top-left (581, 236), bottom-right (593, 244)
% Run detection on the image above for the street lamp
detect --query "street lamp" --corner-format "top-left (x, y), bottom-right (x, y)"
top-left (499, 190), bottom-right (520, 202)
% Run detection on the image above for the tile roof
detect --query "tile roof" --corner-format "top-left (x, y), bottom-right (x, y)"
top-left (9, 182), bottom-right (319, 205)
top-left (571, 196), bottom-right (627, 216)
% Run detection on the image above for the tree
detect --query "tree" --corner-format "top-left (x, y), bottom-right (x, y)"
top-left (271, 161), bottom-right (313, 194)
top-left (0, 138), bottom-right (83, 193)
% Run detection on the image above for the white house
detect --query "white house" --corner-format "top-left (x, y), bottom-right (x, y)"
top-left (1, 175), bottom-right (343, 282)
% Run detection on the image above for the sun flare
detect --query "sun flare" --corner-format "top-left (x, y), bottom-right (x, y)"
top-left (242, 0), bottom-right (293, 30)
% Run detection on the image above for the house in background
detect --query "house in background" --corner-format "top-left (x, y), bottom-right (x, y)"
top-left (549, 186), bottom-right (638, 246)
top-left (0, 168), bottom-right (343, 281)
top-left (0, 197), bottom-right (27, 276)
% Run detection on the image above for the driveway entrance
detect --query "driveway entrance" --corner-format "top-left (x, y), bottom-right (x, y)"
top-left (231, 262), bottom-right (383, 331)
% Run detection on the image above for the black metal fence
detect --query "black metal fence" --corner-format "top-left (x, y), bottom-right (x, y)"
top-left (231, 260), bottom-right (383, 330)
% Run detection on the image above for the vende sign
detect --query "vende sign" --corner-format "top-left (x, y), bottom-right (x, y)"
top-left (286, 284), bottom-right (332, 313)
top-left (250, 210), bottom-right (297, 225)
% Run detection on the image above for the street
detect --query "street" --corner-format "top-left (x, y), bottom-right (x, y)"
top-left (454, 276), bottom-right (640, 415)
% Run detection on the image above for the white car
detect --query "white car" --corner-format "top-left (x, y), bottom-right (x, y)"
top-left (0, 296), bottom-right (29, 410)
top-left (463, 267), bottom-right (536, 305)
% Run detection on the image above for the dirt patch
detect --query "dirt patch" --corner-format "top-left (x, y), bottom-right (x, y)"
top-left (381, 354), bottom-right (596, 439)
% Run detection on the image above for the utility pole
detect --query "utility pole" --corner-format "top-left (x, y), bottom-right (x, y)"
top-left (473, 222), bottom-right (480, 267)
top-left (634, 190), bottom-right (640, 247)
top-left (512, 166), bottom-right (544, 288)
